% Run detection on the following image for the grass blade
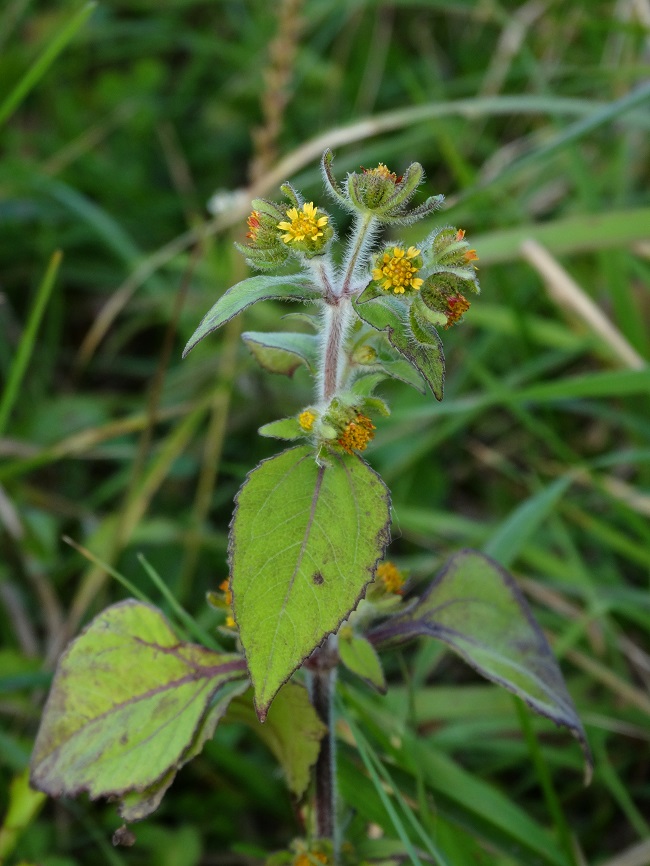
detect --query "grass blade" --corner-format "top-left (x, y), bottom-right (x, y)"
top-left (0, 250), bottom-right (62, 438)
top-left (0, 2), bottom-right (96, 127)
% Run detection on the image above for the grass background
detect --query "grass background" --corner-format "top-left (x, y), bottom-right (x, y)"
top-left (1, 1), bottom-right (649, 864)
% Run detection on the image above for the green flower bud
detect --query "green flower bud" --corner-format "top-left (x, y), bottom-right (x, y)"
top-left (352, 344), bottom-right (377, 364)
top-left (322, 148), bottom-right (444, 225)
top-left (235, 199), bottom-right (290, 271)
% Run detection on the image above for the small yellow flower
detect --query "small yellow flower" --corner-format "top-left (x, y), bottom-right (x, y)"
top-left (219, 578), bottom-right (236, 628)
top-left (376, 561), bottom-right (405, 595)
top-left (299, 409), bottom-right (317, 431)
top-left (277, 202), bottom-right (329, 245)
top-left (337, 414), bottom-right (375, 454)
top-left (372, 246), bottom-right (423, 295)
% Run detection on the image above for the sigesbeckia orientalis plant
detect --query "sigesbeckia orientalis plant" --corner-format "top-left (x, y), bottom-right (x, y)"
top-left (30, 150), bottom-right (590, 866)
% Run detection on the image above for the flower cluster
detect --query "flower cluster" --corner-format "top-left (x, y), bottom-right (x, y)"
top-left (236, 187), bottom-right (333, 269)
top-left (337, 413), bottom-right (375, 454)
top-left (375, 560), bottom-right (405, 595)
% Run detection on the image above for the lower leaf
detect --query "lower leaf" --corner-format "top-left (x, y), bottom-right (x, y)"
top-left (369, 549), bottom-right (592, 777)
top-left (30, 600), bottom-right (248, 819)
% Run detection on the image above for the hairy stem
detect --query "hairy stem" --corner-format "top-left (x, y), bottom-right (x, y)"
top-left (321, 299), bottom-right (352, 402)
top-left (341, 213), bottom-right (374, 296)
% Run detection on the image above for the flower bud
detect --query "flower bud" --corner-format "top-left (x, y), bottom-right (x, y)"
top-left (235, 199), bottom-right (289, 271)
top-left (426, 226), bottom-right (479, 270)
top-left (418, 225), bottom-right (479, 327)
top-left (352, 344), bottom-right (377, 365)
top-left (322, 148), bottom-right (444, 225)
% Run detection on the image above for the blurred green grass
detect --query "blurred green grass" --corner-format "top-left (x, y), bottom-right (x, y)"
top-left (1, 1), bottom-right (649, 864)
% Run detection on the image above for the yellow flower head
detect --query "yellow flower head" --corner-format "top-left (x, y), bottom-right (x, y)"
top-left (299, 409), bottom-right (317, 431)
top-left (337, 414), bottom-right (375, 454)
top-left (277, 202), bottom-right (329, 245)
top-left (372, 246), bottom-right (423, 295)
top-left (376, 561), bottom-right (405, 595)
top-left (362, 162), bottom-right (401, 183)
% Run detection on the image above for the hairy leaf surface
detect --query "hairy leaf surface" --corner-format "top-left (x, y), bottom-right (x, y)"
top-left (230, 445), bottom-right (391, 718)
top-left (183, 275), bottom-right (320, 357)
top-left (354, 294), bottom-right (444, 400)
top-left (370, 550), bottom-right (591, 774)
top-left (242, 331), bottom-right (319, 376)
top-left (30, 601), bottom-right (248, 817)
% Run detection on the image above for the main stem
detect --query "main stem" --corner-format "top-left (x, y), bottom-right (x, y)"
top-left (308, 210), bottom-right (375, 860)
top-left (307, 638), bottom-right (339, 859)
top-left (311, 663), bottom-right (336, 839)
top-left (321, 300), bottom-right (351, 402)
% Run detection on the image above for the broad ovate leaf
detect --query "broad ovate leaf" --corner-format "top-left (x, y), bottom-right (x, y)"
top-left (242, 331), bottom-right (319, 376)
top-left (354, 293), bottom-right (444, 400)
top-left (230, 445), bottom-right (391, 719)
top-left (370, 550), bottom-right (591, 776)
top-left (30, 601), bottom-right (248, 818)
top-left (225, 683), bottom-right (326, 798)
top-left (182, 275), bottom-right (320, 357)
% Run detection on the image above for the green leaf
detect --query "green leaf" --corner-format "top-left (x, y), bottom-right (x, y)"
top-left (230, 445), bottom-right (391, 718)
top-left (381, 358), bottom-right (427, 392)
top-left (339, 632), bottom-right (386, 693)
top-left (354, 294), bottom-right (445, 400)
top-left (258, 418), bottom-right (306, 440)
top-left (350, 372), bottom-right (388, 397)
top-left (119, 680), bottom-right (250, 822)
top-left (182, 276), bottom-right (320, 357)
top-left (242, 331), bottom-right (319, 376)
top-left (225, 683), bottom-right (327, 798)
top-left (30, 601), bottom-right (248, 819)
top-left (370, 550), bottom-right (591, 775)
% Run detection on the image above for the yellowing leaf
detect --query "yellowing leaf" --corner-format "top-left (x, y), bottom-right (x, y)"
top-left (30, 601), bottom-right (248, 819)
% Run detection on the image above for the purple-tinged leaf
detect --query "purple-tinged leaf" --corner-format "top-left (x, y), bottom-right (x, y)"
top-left (369, 549), bottom-right (592, 778)
top-left (30, 600), bottom-right (248, 820)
